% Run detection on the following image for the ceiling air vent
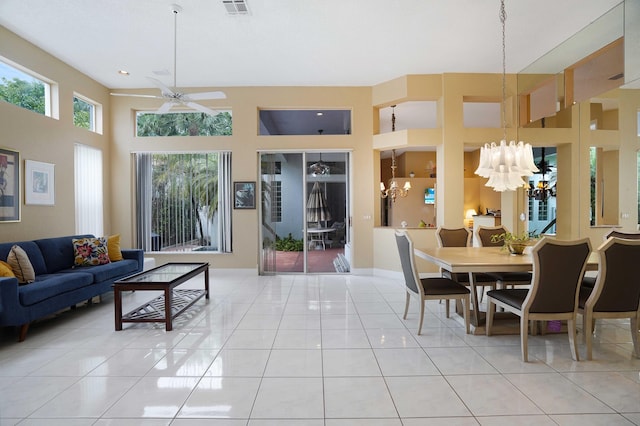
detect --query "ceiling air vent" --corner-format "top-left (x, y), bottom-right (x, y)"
top-left (223, 0), bottom-right (249, 15)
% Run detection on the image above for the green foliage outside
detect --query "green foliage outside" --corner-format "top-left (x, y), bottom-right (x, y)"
top-left (0, 77), bottom-right (45, 114)
top-left (151, 153), bottom-right (219, 248)
top-left (275, 233), bottom-right (304, 251)
top-left (137, 111), bottom-right (232, 136)
top-left (73, 97), bottom-right (92, 129)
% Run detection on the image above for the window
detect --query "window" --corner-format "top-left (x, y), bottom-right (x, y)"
top-left (73, 94), bottom-right (101, 133)
top-left (0, 59), bottom-right (52, 116)
top-left (537, 199), bottom-right (548, 221)
top-left (271, 181), bottom-right (282, 222)
top-left (74, 144), bottom-right (103, 235)
top-left (136, 111), bottom-right (232, 136)
top-left (135, 152), bottom-right (232, 253)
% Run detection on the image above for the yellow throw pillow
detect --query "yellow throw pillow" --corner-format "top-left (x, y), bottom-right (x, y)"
top-left (107, 234), bottom-right (123, 262)
top-left (7, 245), bottom-right (36, 284)
top-left (0, 260), bottom-right (15, 278)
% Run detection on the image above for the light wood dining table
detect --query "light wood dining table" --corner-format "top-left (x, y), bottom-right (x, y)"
top-left (413, 246), bottom-right (599, 334)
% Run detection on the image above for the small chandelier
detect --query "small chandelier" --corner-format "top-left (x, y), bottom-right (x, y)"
top-left (474, 0), bottom-right (538, 191)
top-left (527, 147), bottom-right (556, 200)
top-left (380, 149), bottom-right (411, 202)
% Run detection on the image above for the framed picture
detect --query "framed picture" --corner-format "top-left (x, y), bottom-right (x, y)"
top-left (0, 148), bottom-right (20, 221)
top-left (25, 160), bottom-right (55, 205)
top-left (234, 181), bottom-right (256, 209)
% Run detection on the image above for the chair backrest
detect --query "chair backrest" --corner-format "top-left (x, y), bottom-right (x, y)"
top-left (394, 230), bottom-right (422, 296)
top-left (588, 237), bottom-right (640, 312)
top-left (526, 237), bottom-right (591, 314)
top-left (604, 229), bottom-right (640, 240)
top-left (476, 225), bottom-right (508, 247)
top-left (436, 227), bottom-right (471, 248)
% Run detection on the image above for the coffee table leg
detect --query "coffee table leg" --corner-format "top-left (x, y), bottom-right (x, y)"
top-left (114, 287), bottom-right (123, 331)
top-left (204, 266), bottom-right (210, 299)
top-left (165, 288), bottom-right (173, 331)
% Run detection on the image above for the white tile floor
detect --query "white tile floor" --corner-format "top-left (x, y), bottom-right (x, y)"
top-left (1, 271), bottom-right (639, 425)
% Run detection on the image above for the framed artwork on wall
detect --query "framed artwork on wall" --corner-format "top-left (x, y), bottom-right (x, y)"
top-left (234, 181), bottom-right (256, 209)
top-left (25, 160), bottom-right (55, 206)
top-left (0, 148), bottom-right (20, 222)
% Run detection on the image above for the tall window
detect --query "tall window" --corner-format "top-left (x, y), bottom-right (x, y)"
top-left (135, 152), bottom-right (232, 253)
top-left (73, 94), bottom-right (101, 133)
top-left (136, 111), bottom-right (232, 136)
top-left (74, 144), bottom-right (103, 235)
top-left (0, 59), bottom-right (52, 116)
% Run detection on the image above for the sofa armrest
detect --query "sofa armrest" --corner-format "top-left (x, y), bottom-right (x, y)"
top-left (121, 249), bottom-right (144, 272)
top-left (0, 276), bottom-right (20, 317)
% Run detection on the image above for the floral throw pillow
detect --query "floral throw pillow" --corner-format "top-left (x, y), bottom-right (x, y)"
top-left (73, 237), bottom-right (111, 266)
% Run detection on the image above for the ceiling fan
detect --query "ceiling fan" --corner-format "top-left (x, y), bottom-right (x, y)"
top-left (110, 4), bottom-right (226, 116)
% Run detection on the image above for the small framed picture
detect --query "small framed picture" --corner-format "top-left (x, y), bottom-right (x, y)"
top-left (0, 147), bottom-right (20, 222)
top-left (234, 181), bottom-right (256, 209)
top-left (25, 160), bottom-right (55, 205)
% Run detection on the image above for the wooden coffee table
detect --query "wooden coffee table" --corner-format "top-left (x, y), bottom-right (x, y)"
top-left (113, 262), bottom-right (209, 331)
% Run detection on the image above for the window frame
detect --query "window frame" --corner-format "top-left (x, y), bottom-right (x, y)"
top-left (0, 56), bottom-right (56, 118)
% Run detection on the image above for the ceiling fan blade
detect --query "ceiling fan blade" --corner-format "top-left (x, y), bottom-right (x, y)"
top-left (185, 102), bottom-right (219, 116)
top-left (185, 91), bottom-right (227, 100)
top-left (110, 92), bottom-right (164, 99)
top-left (156, 101), bottom-right (174, 114)
top-left (147, 77), bottom-right (175, 95)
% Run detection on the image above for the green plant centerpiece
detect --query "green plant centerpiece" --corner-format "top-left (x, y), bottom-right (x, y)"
top-left (490, 231), bottom-right (539, 255)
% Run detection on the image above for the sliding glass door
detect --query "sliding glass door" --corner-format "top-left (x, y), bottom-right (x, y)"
top-left (259, 151), bottom-right (350, 274)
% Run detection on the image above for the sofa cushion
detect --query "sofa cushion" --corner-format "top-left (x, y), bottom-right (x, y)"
top-left (107, 234), bottom-right (123, 261)
top-left (73, 237), bottom-right (111, 266)
top-left (7, 245), bottom-right (36, 284)
top-left (0, 260), bottom-right (15, 277)
top-left (34, 235), bottom-right (94, 273)
top-left (59, 259), bottom-right (139, 283)
top-left (18, 272), bottom-right (94, 306)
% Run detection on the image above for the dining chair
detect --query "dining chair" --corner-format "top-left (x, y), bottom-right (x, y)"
top-left (578, 237), bottom-right (640, 360)
top-left (485, 237), bottom-right (591, 362)
top-left (436, 226), bottom-right (497, 311)
top-left (582, 229), bottom-right (640, 290)
top-left (395, 230), bottom-right (470, 335)
top-left (475, 225), bottom-right (532, 290)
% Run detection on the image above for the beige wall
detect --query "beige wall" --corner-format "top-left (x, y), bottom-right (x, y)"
top-left (0, 26), bottom-right (112, 242)
top-left (110, 86), bottom-right (375, 271)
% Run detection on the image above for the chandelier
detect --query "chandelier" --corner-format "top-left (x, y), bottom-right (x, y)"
top-left (380, 149), bottom-right (411, 202)
top-left (474, 0), bottom-right (538, 191)
top-left (527, 147), bottom-right (556, 200)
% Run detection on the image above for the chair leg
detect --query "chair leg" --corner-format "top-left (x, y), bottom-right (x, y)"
top-left (485, 299), bottom-right (495, 336)
top-left (463, 295), bottom-right (470, 334)
top-left (520, 316), bottom-right (529, 362)
top-left (630, 315), bottom-right (639, 358)
top-left (585, 311), bottom-right (594, 360)
top-left (403, 292), bottom-right (410, 320)
top-left (567, 318), bottom-right (579, 361)
top-left (417, 299), bottom-right (426, 335)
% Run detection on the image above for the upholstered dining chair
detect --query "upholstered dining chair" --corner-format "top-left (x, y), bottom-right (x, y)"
top-left (395, 230), bottom-right (470, 335)
top-left (578, 237), bottom-right (640, 360)
top-left (582, 230), bottom-right (640, 290)
top-left (486, 237), bottom-right (591, 362)
top-left (475, 225), bottom-right (532, 290)
top-left (436, 226), bottom-right (498, 312)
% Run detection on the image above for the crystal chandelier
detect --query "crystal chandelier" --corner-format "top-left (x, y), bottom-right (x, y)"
top-left (474, 0), bottom-right (538, 191)
top-left (380, 149), bottom-right (411, 203)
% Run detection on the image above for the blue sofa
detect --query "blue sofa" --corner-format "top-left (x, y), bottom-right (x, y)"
top-left (0, 234), bottom-right (143, 341)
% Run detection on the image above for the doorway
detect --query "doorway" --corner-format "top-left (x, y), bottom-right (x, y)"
top-left (259, 151), bottom-right (350, 274)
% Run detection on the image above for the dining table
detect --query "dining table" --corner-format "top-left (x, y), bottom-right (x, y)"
top-left (413, 245), bottom-right (599, 334)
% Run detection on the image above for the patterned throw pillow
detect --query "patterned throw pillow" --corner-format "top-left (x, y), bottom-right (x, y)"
top-left (7, 245), bottom-right (36, 283)
top-left (73, 237), bottom-right (111, 266)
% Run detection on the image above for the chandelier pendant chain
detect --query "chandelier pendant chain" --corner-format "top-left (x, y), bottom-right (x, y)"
top-left (173, 7), bottom-right (178, 89)
top-left (500, 0), bottom-right (507, 143)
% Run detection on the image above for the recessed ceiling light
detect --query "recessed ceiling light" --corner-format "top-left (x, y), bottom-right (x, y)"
top-left (118, 70), bottom-right (130, 75)
top-left (316, 112), bottom-right (323, 116)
